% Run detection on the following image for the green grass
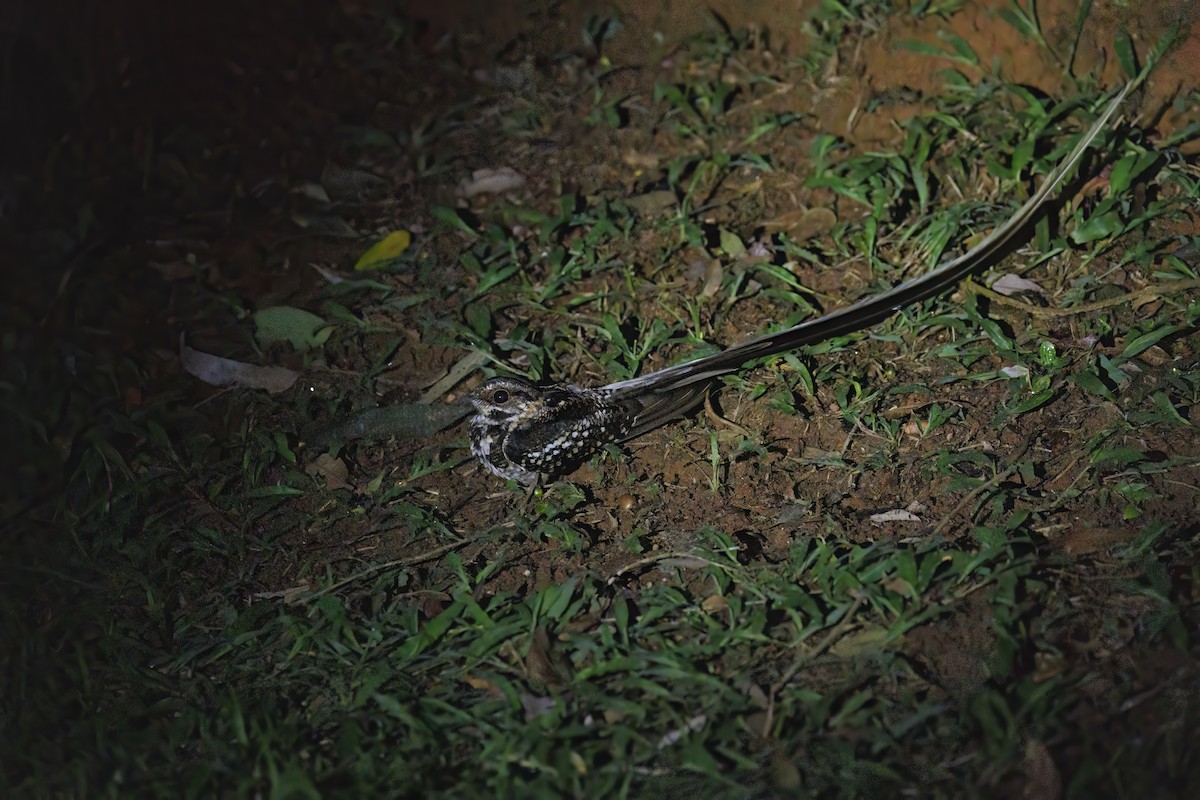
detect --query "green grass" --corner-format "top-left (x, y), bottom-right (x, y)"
top-left (4, 3), bottom-right (1200, 798)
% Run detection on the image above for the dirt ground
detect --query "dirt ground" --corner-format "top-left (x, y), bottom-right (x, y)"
top-left (341, 0), bottom-right (1200, 590)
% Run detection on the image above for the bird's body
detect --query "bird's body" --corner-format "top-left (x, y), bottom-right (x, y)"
top-left (468, 378), bottom-right (636, 485)
top-left (467, 85), bottom-right (1132, 485)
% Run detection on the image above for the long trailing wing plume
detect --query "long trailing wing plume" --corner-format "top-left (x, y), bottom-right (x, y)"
top-left (606, 81), bottom-right (1132, 414)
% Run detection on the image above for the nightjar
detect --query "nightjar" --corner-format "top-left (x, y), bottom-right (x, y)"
top-left (466, 84), bottom-right (1131, 485)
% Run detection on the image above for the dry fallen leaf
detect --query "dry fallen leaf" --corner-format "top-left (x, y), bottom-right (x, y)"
top-left (252, 583), bottom-right (313, 606)
top-left (305, 453), bottom-right (351, 491)
top-left (180, 336), bottom-right (298, 394)
top-left (701, 258), bottom-right (724, 299)
top-left (456, 167), bottom-right (526, 198)
top-left (991, 273), bottom-right (1047, 297)
top-left (763, 206), bottom-right (837, 238)
top-left (625, 189), bottom-right (677, 216)
top-left (622, 150), bottom-right (662, 171)
top-left (1060, 526), bottom-right (1133, 555)
top-left (525, 626), bottom-right (569, 689)
top-left (701, 594), bottom-right (729, 615)
top-left (869, 509), bottom-right (921, 524)
top-left (1022, 739), bottom-right (1062, 800)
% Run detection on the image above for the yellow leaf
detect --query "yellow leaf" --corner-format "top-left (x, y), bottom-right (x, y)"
top-left (353, 230), bottom-right (411, 271)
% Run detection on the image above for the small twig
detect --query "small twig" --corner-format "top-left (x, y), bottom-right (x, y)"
top-left (608, 551), bottom-right (736, 583)
top-left (306, 538), bottom-right (467, 599)
top-left (703, 392), bottom-right (754, 437)
top-left (799, 593), bottom-right (868, 667)
top-left (724, 80), bottom-right (797, 116)
top-left (969, 278), bottom-right (1200, 318)
top-left (764, 592), bottom-right (868, 736)
top-left (932, 441), bottom-right (1032, 536)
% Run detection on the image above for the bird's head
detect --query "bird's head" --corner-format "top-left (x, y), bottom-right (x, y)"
top-left (467, 376), bottom-right (543, 424)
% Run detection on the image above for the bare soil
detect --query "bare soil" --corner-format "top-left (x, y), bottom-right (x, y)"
top-left (356, 0), bottom-right (1200, 590)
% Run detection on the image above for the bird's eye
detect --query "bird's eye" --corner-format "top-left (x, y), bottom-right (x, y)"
top-left (492, 389), bottom-right (510, 404)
